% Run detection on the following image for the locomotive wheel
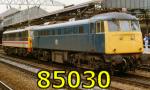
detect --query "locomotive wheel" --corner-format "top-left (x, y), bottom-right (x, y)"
top-left (37, 51), bottom-right (42, 61)
top-left (33, 50), bottom-right (38, 59)
top-left (22, 49), bottom-right (28, 57)
top-left (18, 49), bottom-right (23, 56)
top-left (37, 50), bottom-right (51, 62)
top-left (7, 48), bottom-right (12, 55)
top-left (43, 51), bottom-right (51, 62)
top-left (89, 58), bottom-right (100, 70)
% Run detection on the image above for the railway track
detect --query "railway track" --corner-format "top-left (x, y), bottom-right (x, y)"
top-left (137, 64), bottom-right (150, 72)
top-left (0, 81), bottom-right (13, 90)
top-left (112, 74), bottom-right (150, 89)
top-left (0, 52), bottom-right (150, 90)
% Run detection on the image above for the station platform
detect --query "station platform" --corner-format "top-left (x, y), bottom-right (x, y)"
top-left (143, 48), bottom-right (150, 54)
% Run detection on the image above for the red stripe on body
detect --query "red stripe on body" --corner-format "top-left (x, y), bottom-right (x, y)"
top-left (2, 41), bottom-right (28, 44)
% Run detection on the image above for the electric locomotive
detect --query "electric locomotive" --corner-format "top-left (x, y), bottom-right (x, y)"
top-left (2, 12), bottom-right (144, 73)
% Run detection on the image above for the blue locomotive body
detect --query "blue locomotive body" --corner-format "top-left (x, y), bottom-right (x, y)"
top-left (32, 19), bottom-right (105, 53)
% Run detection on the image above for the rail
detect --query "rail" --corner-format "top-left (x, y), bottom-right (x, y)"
top-left (0, 81), bottom-right (13, 90)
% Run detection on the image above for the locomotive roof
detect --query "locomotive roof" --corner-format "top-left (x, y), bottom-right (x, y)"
top-left (3, 29), bottom-right (26, 34)
top-left (31, 12), bottom-right (138, 31)
top-left (31, 19), bottom-right (90, 31)
top-left (3, 12), bottom-right (138, 34)
top-left (3, 25), bottom-right (40, 34)
top-left (91, 12), bottom-right (138, 21)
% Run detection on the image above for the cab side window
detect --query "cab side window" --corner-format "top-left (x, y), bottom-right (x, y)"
top-left (101, 21), bottom-right (104, 32)
top-left (96, 21), bottom-right (104, 33)
top-left (96, 22), bottom-right (100, 33)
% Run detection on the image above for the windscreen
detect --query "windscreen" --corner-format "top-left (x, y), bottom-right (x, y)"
top-left (131, 21), bottom-right (140, 31)
top-left (108, 20), bottom-right (140, 32)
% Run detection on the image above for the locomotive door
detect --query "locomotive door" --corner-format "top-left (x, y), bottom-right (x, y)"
top-left (89, 22), bottom-right (96, 51)
top-left (32, 31), bottom-right (39, 48)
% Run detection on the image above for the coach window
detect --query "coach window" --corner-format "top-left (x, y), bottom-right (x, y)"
top-left (44, 30), bottom-right (46, 36)
top-left (5, 34), bottom-right (7, 41)
top-left (38, 31), bottom-right (40, 36)
top-left (2, 35), bottom-right (5, 40)
top-left (68, 28), bottom-right (72, 34)
top-left (68, 28), bottom-right (71, 34)
top-left (44, 30), bottom-right (48, 36)
top-left (40, 31), bottom-right (42, 36)
top-left (19, 32), bottom-right (21, 41)
top-left (64, 28), bottom-right (67, 34)
top-left (52, 30), bottom-right (55, 35)
top-left (90, 23), bottom-right (95, 33)
top-left (7, 34), bottom-right (9, 41)
top-left (15, 33), bottom-right (17, 40)
top-left (5, 34), bottom-right (8, 41)
top-left (38, 31), bottom-right (41, 36)
top-left (64, 28), bottom-right (69, 34)
top-left (96, 22), bottom-right (100, 33)
top-left (73, 27), bottom-right (78, 34)
top-left (9, 34), bottom-right (11, 40)
top-left (58, 29), bottom-right (61, 35)
top-left (79, 26), bottom-right (84, 33)
top-left (17, 33), bottom-right (20, 39)
top-left (25, 31), bottom-right (28, 38)
top-left (50, 30), bottom-right (53, 35)
top-left (12, 33), bottom-right (14, 39)
top-left (40, 31), bottom-right (43, 36)
top-left (35, 31), bottom-right (38, 36)
top-left (8, 34), bottom-right (10, 41)
top-left (55, 29), bottom-right (58, 35)
top-left (42, 31), bottom-right (45, 36)
top-left (22, 32), bottom-right (24, 40)
top-left (3, 35), bottom-right (6, 41)
top-left (39, 31), bottom-right (41, 36)
top-left (8, 34), bottom-right (10, 40)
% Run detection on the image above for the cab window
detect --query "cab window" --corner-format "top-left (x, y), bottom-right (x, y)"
top-left (101, 21), bottom-right (104, 32)
top-left (96, 22), bottom-right (100, 33)
top-left (108, 20), bottom-right (120, 32)
top-left (131, 21), bottom-right (140, 31)
top-left (120, 21), bottom-right (130, 31)
top-left (96, 21), bottom-right (105, 33)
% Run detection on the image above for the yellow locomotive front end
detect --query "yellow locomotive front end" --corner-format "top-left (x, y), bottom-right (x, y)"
top-left (102, 19), bottom-right (144, 73)
top-left (105, 20), bottom-right (143, 54)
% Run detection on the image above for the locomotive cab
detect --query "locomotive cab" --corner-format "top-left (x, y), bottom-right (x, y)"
top-left (92, 13), bottom-right (144, 72)
top-left (105, 20), bottom-right (143, 54)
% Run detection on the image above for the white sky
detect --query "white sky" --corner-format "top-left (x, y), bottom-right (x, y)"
top-left (0, 0), bottom-right (91, 14)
